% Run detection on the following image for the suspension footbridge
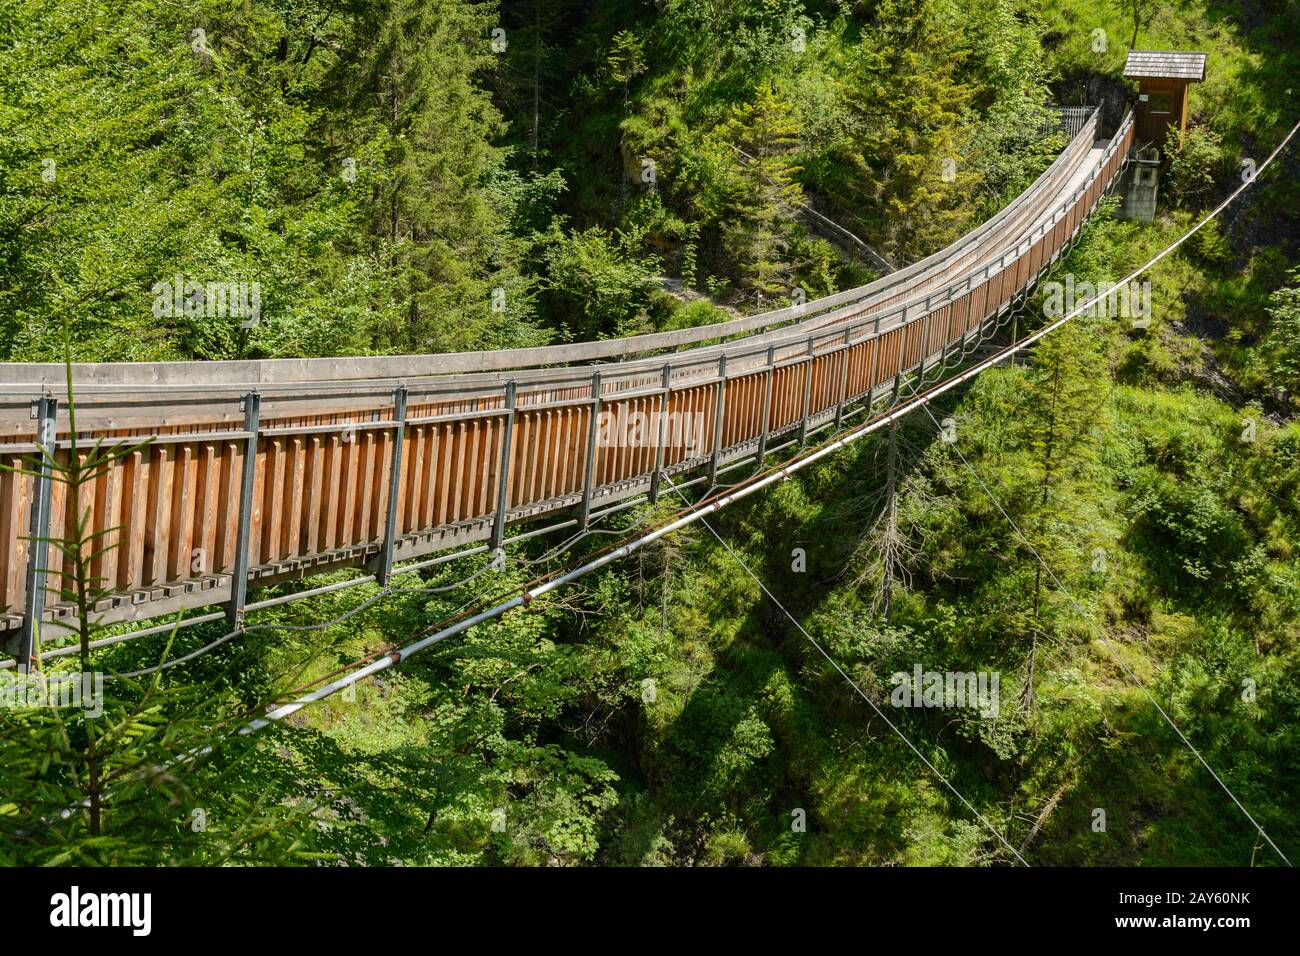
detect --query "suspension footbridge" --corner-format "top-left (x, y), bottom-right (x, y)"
top-left (0, 108), bottom-right (1135, 670)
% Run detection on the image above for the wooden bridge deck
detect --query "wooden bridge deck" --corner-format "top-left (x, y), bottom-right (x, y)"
top-left (0, 110), bottom-right (1135, 660)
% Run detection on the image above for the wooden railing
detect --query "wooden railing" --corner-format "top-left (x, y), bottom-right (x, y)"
top-left (0, 110), bottom-right (1135, 664)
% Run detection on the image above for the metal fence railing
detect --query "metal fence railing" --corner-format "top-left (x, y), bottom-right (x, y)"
top-left (1038, 106), bottom-right (1096, 140)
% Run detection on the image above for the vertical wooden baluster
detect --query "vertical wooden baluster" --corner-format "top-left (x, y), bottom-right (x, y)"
top-left (835, 328), bottom-right (852, 429)
top-left (283, 437), bottom-right (305, 559)
top-left (866, 317), bottom-right (882, 405)
top-left (305, 435), bottom-right (323, 554)
top-left (193, 442), bottom-right (217, 579)
top-left (755, 345), bottom-right (776, 466)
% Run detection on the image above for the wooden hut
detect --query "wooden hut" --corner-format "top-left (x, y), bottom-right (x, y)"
top-left (1124, 50), bottom-right (1207, 151)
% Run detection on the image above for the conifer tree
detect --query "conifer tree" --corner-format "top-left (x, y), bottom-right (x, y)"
top-left (606, 30), bottom-right (647, 111)
top-left (1016, 319), bottom-right (1109, 711)
top-left (718, 82), bottom-right (804, 299)
top-left (0, 343), bottom-right (319, 865)
top-left (842, 0), bottom-right (977, 263)
top-left (328, 0), bottom-right (542, 353)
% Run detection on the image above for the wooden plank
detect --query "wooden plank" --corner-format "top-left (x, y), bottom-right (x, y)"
top-left (179, 442), bottom-right (208, 578)
top-left (40, 451), bottom-right (66, 607)
top-left (317, 434), bottom-right (337, 552)
top-left (1, 456), bottom-right (30, 611)
top-left (551, 408), bottom-right (566, 502)
top-left (262, 437), bottom-right (285, 564)
top-left (119, 449), bottom-right (144, 591)
top-left (669, 388), bottom-right (686, 465)
top-left (454, 420), bottom-right (473, 521)
top-left (540, 408), bottom-right (556, 496)
top-left (340, 427), bottom-right (359, 546)
top-left (638, 395), bottom-right (656, 474)
top-left (436, 423), bottom-right (455, 525)
top-left (754, 368), bottom-right (768, 436)
top-left (770, 369), bottom-right (786, 432)
top-left (723, 384), bottom-right (737, 448)
top-left (599, 401), bottom-right (617, 487)
top-left (0, 457), bottom-right (15, 610)
top-left (534, 408), bottom-right (549, 501)
top-left (561, 406), bottom-right (578, 497)
top-left (973, 279), bottom-right (990, 324)
top-left (194, 443), bottom-right (218, 578)
top-left (728, 379), bottom-right (743, 448)
top-left (556, 406), bottom-right (572, 495)
top-left (575, 405), bottom-right (591, 494)
top-left (144, 445), bottom-right (173, 587)
top-left (283, 436), bottom-right (305, 557)
top-left (88, 452), bottom-right (111, 590)
top-left (517, 412), bottom-right (535, 507)
top-left (214, 441), bottom-right (240, 574)
top-left (664, 391), bottom-right (680, 467)
top-left (304, 435), bottom-right (323, 554)
top-left (623, 398), bottom-right (639, 481)
top-left (168, 444), bottom-right (196, 581)
top-left (633, 396), bottom-right (648, 478)
top-left (73, 453), bottom-right (97, 593)
top-left (595, 398), bottom-right (611, 487)
top-left (692, 385), bottom-right (707, 459)
top-left (404, 426), bottom-right (424, 535)
top-left (421, 425), bottom-right (439, 529)
top-left (372, 428), bottom-right (388, 543)
top-left (353, 430), bottom-right (373, 545)
top-left (538, 410), bottom-right (555, 501)
top-left (478, 416), bottom-right (496, 515)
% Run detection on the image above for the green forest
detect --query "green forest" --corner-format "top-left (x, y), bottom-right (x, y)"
top-left (0, 0), bottom-right (1297, 867)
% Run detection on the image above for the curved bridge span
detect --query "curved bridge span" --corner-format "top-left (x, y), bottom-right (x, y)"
top-left (0, 110), bottom-right (1134, 658)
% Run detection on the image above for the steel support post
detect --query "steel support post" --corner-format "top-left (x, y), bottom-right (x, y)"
top-left (798, 336), bottom-right (815, 443)
top-left (227, 391), bottom-right (261, 628)
top-left (868, 317), bottom-right (883, 408)
top-left (755, 345), bottom-right (775, 466)
top-left (709, 355), bottom-right (727, 485)
top-left (11, 396), bottom-right (57, 673)
top-left (578, 372), bottom-right (601, 529)
top-left (373, 386), bottom-right (408, 586)
top-left (649, 365), bottom-right (671, 504)
top-left (491, 381), bottom-right (517, 550)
